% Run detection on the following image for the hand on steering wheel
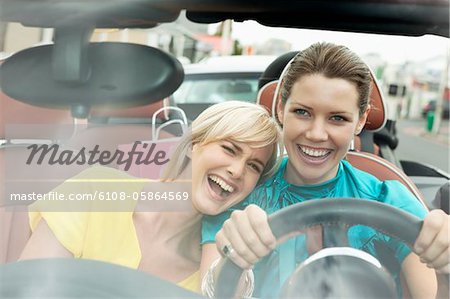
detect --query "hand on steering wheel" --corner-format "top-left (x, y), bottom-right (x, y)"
top-left (214, 198), bottom-right (425, 298)
top-left (216, 204), bottom-right (276, 269)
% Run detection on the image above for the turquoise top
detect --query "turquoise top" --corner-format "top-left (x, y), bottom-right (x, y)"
top-left (202, 157), bottom-right (427, 298)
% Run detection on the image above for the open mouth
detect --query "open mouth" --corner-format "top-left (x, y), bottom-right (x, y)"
top-left (207, 174), bottom-right (235, 198)
top-left (297, 145), bottom-right (332, 161)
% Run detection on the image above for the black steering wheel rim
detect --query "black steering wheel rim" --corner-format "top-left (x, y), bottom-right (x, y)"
top-left (215, 197), bottom-right (423, 299)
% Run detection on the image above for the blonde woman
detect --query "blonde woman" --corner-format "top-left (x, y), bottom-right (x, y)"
top-left (20, 101), bottom-right (282, 293)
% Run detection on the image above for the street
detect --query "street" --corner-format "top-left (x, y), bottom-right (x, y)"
top-left (396, 119), bottom-right (449, 174)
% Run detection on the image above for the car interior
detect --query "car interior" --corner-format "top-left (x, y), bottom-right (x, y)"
top-left (0, 0), bottom-right (448, 298)
top-left (0, 51), bottom-right (185, 260)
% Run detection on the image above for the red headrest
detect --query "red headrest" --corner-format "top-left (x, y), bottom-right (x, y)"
top-left (0, 91), bottom-right (73, 139)
top-left (256, 80), bottom-right (278, 114)
top-left (256, 71), bottom-right (386, 132)
top-left (365, 72), bottom-right (386, 132)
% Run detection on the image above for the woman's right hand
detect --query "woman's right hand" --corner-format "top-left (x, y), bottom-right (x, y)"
top-left (215, 204), bottom-right (277, 269)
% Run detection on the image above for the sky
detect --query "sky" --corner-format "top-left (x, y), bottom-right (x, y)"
top-left (213, 20), bottom-right (449, 65)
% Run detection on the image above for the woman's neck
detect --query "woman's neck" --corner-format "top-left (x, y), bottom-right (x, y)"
top-left (133, 210), bottom-right (201, 241)
top-left (134, 161), bottom-right (202, 247)
top-left (133, 210), bottom-right (202, 279)
top-left (136, 160), bottom-right (197, 236)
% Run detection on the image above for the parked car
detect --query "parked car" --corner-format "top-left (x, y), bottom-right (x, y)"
top-left (173, 55), bottom-right (276, 119)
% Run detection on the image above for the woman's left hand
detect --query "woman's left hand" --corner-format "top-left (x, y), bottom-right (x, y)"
top-left (408, 209), bottom-right (449, 299)
top-left (414, 209), bottom-right (449, 274)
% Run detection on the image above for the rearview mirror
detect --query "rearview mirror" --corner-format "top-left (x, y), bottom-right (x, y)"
top-left (0, 43), bottom-right (184, 117)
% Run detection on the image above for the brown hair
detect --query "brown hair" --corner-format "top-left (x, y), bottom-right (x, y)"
top-left (280, 42), bottom-right (371, 116)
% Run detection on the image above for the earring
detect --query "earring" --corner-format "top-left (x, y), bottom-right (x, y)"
top-left (349, 138), bottom-right (355, 151)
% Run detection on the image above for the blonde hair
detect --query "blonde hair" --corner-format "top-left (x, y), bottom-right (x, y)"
top-left (162, 101), bottom-right (282, 182)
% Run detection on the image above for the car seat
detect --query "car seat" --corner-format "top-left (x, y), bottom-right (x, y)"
top-left (0, 89), bottom-right (76, 263)
top-left (0, 93), bottom-right (186, 263)
top-left (0, 40), bottom-right (186, 263)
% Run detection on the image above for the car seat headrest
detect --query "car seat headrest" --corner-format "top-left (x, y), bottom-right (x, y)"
top-left (0, 43), bottom-right (184, 119)
top-left (258, 51), bottom-right (298, 90)
top-left (365, 73), bottom-right (387, 132)
top-left (257, 51), bottom-right (387, 132)
top-left (256, 80), bottom-right (278, 114)
top-left (0, 91), bottom-right (73, 139)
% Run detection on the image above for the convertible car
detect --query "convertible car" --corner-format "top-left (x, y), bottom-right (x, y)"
top-left (0, 0), bottom-right (448, 298)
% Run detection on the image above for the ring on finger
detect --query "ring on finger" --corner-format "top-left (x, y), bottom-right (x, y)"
top-left (222, 244), bottom-right (235, 257)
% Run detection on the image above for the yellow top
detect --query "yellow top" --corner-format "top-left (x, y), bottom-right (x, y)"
top-left (177, 271), bottom-right (200, 291)
top-left (29, 166), bottom-right (200, 293)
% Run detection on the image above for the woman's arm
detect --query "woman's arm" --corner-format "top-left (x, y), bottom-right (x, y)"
top-left (215, 204), bottom-right (276, 268)
top-left (403, 209), bottom-right (449, 299)
top-left (200, 243), bottom-right (256, 298)
top-left (19, 220), bottom-right (72, 260)
top-left (199, 205), bottom-right (276, 297)
top-left (402, 252), bottom-right (437, 298)
top-left (199, 243), bottom-right (221, 283)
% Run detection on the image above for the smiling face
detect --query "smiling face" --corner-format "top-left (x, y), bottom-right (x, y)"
top-left (191, 139), bottom-right (274, 215)
top-left (278, 74), bottom-right (368, 185)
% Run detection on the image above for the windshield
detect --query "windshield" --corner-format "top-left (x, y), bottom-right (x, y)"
top-left (0, 4), bottom-right (449, 299)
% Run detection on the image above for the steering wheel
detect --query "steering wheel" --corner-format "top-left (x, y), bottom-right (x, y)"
top-left (215, 197), bottom-right (423, 298)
